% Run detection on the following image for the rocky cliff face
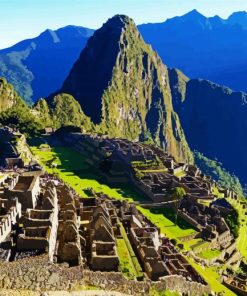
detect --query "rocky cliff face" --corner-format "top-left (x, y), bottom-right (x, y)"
top-left (169, 68), bottom-right (247, 184)
top-left (59, 15), bottom-right (193, 163)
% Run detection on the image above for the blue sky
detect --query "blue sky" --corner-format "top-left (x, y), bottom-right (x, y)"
top-left (1, 0), bottom-right (247, 48)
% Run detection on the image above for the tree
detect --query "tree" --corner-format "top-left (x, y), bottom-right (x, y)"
top-left (170, 187), bottom-right (186, 225)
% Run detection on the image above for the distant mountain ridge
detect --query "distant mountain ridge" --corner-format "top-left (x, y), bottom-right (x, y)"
top-left (1, 10), bottom-right (247, 104)
top-left (139, 9), bottom-right (247, 92)
top-left (0, 25), bottom-right (94, 103)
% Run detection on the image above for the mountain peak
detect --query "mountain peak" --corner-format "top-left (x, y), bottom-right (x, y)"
top-left (228, 11), bottom-right (247, 29)
top-left (101, 14), bottom-right (135, 32)
top-left (229, 11), bottom-right (247, 18)
top-left (38, 29), bottom-right (60, 43)
top-left (58, 15), bottom-right (193, 163)
top-left (183, 9), bottom-right (206, 20)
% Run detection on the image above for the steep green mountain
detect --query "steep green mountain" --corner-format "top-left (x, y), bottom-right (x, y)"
top-left (58, 15), bottom-right (193, 164)
top-left (35, 94), bottom-right (93, 131)
top-left (0, 26), bottom-right (94, 103)
top-left (169, 68), bottom-right (247, 185)
top-left (0, 77), bottom-right (41, 135)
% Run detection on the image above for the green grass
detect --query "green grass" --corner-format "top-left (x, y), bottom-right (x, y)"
top-left (212, 186), bottom-right (224, 198)
top-left (118, 223), bottom-right (143, 279)
top-left (137, 207), bottom-right (197, 244)
top-left (150, 289), bottom-right (181, 296)
top-left (116, 222), bottom-right (143, 280)
top-left (228, 198), bottom-right (247, 259)
top-left (198, 249), bottom-right (221, 260)
top-left (188, 260), bottom-right (236, 296)
top-left (174, 170), bottom-right (186, 178)
top-left (31, 146), bottom-right (146, 202)
top-left (141, 169), bottom-right (168, 173)
top-left (185, 239), bottom-right (210, 251)
top-left (117, 238), bottom-right (137, 279)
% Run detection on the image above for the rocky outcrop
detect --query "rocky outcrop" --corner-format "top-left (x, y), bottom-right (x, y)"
top-left (58, 15), bottom-right (193, 163)
top-left (0, 77), bottom-right (23, 112)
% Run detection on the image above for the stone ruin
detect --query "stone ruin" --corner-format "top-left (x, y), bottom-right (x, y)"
top-left (63, 133), bottom-right (240, 267)
top-left (179, 197), bottom-right (241, 265)
top-left (65, 133), bottom-right (232, 203)
top-left (0, 169), bottom-right (210, 295)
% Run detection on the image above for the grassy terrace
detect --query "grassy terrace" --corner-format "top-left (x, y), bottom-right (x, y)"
top-left (31, 146), bottom-right (146, 203)
top-left (197, 249), bottom-right (221, 260)
top-left (188, 260), bottom-right (236, 296)
top-left (117, 223), bottom-right (143, 280)
top-left (228, 197), bottom-right (247, 259)
top-left (137, 207), bottom-right (197, 247)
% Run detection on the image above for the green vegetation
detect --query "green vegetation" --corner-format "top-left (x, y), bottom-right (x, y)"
top-left (150, 289), bottom-right (181, 296)
top-left (170, 187), bottom-right (186, 200)
top-left (188, 260), bottom-right (236, 296)
top-left (31, 145), bottom-right (146, 203)
top-left (227, 197), bottom-right (247, 259)
top-left (0, 78), bottom-right (94, 137)
top-left (35, 94), bottom-right (93, 131)
top-left (194, 151), bottom-right (244, 197)
top-left (31, 145), bottom-right (197, 248)
top-left (197, 249), bottom-right (221, 260)
top-left (0, 52), bottom-right (33, 105)
top-left (137, 207), bottom-right (196, 245)
top-left (116, 238), bottom-right (136, 279)
top-left (225, 207), bottom-right (240, 238)
top-left (61, 15), bottom-right (193, 163)
top-left (117, 223), bottom-right (143, 279)
top-left (0, 78), bottom-right (42, 137)
top-left (30, 143), bottom-right (246, 293)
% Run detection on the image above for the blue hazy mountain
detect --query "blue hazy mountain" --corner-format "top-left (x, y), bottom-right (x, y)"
top-left (0, 26), bottom-right (94, 103)
top-left (169, 68), bottom-right (247, 185)
top-left (1, 10), bottom-right (247, 104)
top-left (139, 10), bottom-right (247, 92)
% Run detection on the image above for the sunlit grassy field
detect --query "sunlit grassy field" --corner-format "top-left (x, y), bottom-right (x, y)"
top-left (31, 146), bottom-right (145, 202)
top-left (229, 198), bottom-right (247, 259)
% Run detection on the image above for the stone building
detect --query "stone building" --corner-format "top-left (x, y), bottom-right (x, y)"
top-left (0, 198), bottom-right (21, 244)
top-left (4, 174), bottom-right (40, 211)
top-left (80, 196), bottom-right (120, 271)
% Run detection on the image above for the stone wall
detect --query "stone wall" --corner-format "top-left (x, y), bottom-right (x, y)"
top-left (83, 271), bottom-right (210, 296)
top-left (0, 256), bottom-right (210, 295)
top-left (154, 275), bottom-right (211, 296)
top-left (83, 271), bottom-right (150, 296)
top-left (179, 211), bottom-right (202, 230)
top-left (0, 255), bottom-right (83, 291)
